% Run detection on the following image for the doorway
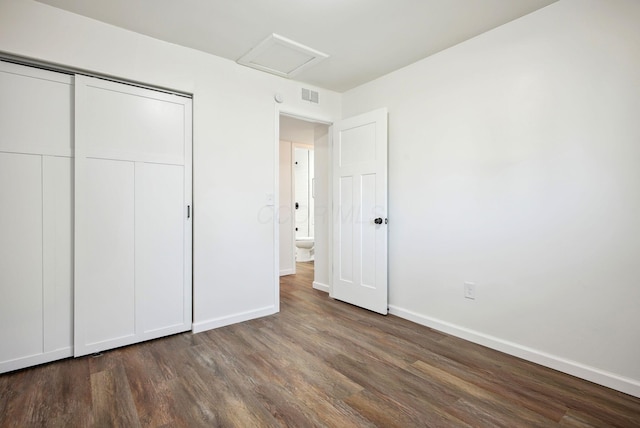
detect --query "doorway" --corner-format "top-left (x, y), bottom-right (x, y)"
top-left (278, 114), bottom-right (330, 292)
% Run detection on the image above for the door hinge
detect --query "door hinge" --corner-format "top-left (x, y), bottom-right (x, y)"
top-left (187, 205), bottom-right (191, 219)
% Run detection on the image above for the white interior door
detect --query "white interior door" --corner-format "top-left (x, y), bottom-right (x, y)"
top-left (74, 75), bottom-right (192, 357)
top-left (332, 108), bottom-right (388, 314)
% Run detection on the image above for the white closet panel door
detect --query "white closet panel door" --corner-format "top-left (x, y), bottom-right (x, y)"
top-left (42, 156), bottom-right (73, 353)
top-left (75, 159), bottom-right (136, 352)
top-left (0, 62), bottom-right (73, 373)
top-left (0, 153), bottom-right (43, 363)
top-left (0, 61), bottom-right (72, 157)
top-left (135, 163), bottom-right (186, 335)
top-left (75, 75), bottom-right (192, 357)
top-left (80, 80), bottom-right (185, 164)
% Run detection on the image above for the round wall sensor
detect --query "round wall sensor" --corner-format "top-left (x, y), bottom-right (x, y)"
top-left (274, 93), bottom-right (284, 103)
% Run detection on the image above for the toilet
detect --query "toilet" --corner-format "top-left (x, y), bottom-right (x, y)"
top-left (295, 237), bottom-right (315, 262)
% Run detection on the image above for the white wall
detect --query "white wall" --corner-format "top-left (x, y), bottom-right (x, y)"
top-left (0, 0), bottom-right (341, 331)
top-left (280, 116), bottom-right (316, 143)
top-left (278, 140), bottom-right (295, 275)
top-left (343, 0), bottom-right (640, 397)
top-left (312, 125), bottom-right (331, 292)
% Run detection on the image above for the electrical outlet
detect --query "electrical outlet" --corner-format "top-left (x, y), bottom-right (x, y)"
top-left (464, 282), bottom-right (476, 300)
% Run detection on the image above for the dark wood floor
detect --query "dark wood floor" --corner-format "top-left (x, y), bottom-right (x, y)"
top-left (1, 262), bottom-right (640, 427)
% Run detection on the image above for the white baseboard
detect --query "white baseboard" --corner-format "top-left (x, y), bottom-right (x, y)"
top-left (192, 305), bottom-right (277, 333)
top-left (312, 281), bottom-right (329, 293)
top-left (0, 347), bottom-right (73, 374)
top-left (280, 268), bottom-right (295, 276)
top-left (389, 305), bottom-right (640, 399)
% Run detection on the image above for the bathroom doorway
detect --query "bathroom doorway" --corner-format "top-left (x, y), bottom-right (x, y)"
top-left (278, 114), bottom-right (330, 292)
top-left (293, 143), bottom-right (314, 262)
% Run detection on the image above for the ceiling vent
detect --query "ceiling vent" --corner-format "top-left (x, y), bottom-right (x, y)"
top-left (237, 33), bottom-right (328, 78)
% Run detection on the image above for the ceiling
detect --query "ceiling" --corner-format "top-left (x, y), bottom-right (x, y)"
top-left (35, 0), bottom-right (557, 92)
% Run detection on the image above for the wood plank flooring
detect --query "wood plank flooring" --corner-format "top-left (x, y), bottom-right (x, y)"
top-left (1, 261), bottom-right (640, 427)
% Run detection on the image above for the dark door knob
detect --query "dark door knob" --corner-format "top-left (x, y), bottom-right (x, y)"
top-left (374, 217), bottom-right (383, 224)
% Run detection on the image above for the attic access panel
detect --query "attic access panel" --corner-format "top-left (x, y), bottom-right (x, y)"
top-left (237, 33), bottom-right (328, 78)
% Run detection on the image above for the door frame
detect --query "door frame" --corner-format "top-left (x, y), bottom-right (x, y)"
top-left (274, 106), bottom-right (333, 312)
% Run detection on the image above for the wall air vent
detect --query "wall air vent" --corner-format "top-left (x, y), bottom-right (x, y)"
top-left (302, 88), bottom-right (319, 104)
top-left (237, 33), bottom-right (328, 79)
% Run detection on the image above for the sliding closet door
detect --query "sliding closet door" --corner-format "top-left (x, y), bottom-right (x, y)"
top-left (0, 61), bottom-right (73, 373)
top-left (74, 75), bottom-right (192, 357)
